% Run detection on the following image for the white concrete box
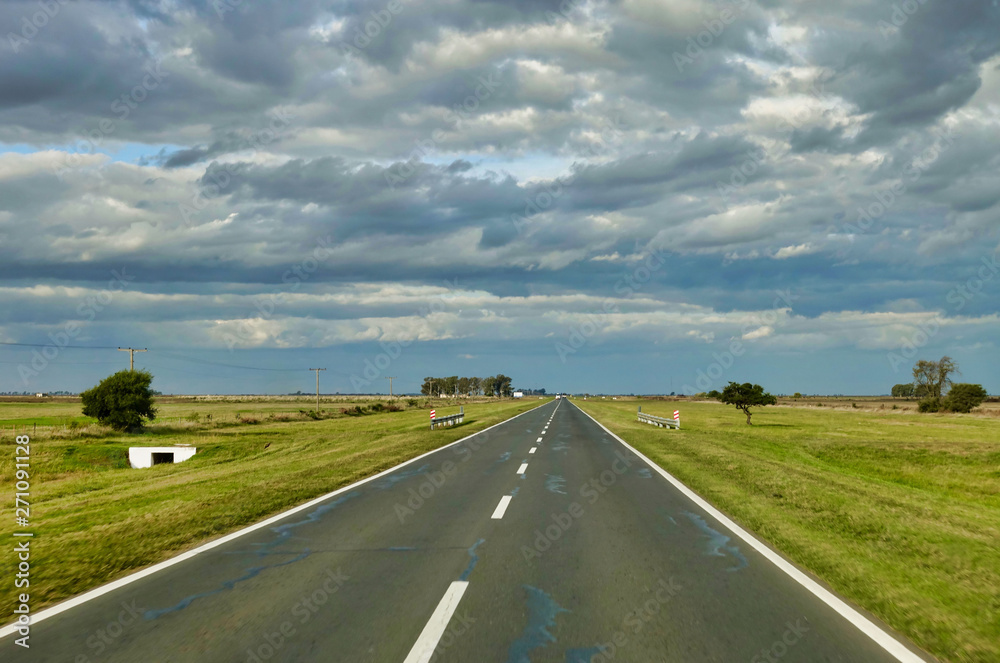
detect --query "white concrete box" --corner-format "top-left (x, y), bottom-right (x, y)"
top-left (129, 446), bottom-right (197, 469)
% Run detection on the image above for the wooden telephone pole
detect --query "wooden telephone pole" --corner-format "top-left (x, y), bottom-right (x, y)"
top-left (385, 376), bottom-right (396, 398)
top-left (309, 368), bottom-right (326, 410)
top-left (118, 347), bottom-right (147, 371)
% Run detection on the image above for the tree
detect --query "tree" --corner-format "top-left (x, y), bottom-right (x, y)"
top-left (942, 383), bottom-right (988, 413)
top-left (718, 382), bottom-right (777, 425)
top-left (495, 374), bottom-right (513, 397)
top-left (469, 377), bottom-right (481, 396)
top-left (482, 375), bottom-right (497, 397)
top-left (81, 370), bottom-right (157, 432)
top-left (913, 356), bottom-right (958, 399)
top-left (891, 383), bottom-right (915, 398)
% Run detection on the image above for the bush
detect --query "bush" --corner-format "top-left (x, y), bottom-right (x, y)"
top-left (386, 404), bottom-right (403, 412)
top-left (407, 399), bottom-right (419, 407)
top-left (792, 392), bottom-right (802, 399)
top-left (918, 397), bottom-right (942, 413)
top-left (80, 370), bottom-right (157, 432)
top-left (943, 384), bottom-right (988, 413)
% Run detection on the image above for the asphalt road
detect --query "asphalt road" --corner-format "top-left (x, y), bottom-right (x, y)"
top-left (2, 398), bottom-right (932, 662)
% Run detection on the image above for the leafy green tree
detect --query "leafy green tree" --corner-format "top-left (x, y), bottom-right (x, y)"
top-left (495, 374), bottom-right (513, 397)
top-left (706, 390), bottom-right (721, 399)
top-left (943, 383), bottom-right (988, 413)
top-left (719, 382), bottom-right (777, 425)
top-left (891, 383), bottom-right (915, 398)
top-left (81, 370), bottom-right (157, 432)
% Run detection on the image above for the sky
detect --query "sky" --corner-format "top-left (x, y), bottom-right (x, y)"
top-left (1, 0), bottom-right (998, 396)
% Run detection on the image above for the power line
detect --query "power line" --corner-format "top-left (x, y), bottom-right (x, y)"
top-left (155, 351), bottom-right (306, 373)
top-left (0, 341), bottom-right (119, 349)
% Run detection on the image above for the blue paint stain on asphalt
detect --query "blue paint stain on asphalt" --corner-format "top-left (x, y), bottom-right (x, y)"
top-left (552, 442), bottom-right (569, 451)
top-left (459, 539), bottom-right (485, 581)
top-left (498, 451), bottom-right (512, 462)
top-left (511, 487), bottom-right (520, 497)
top-left (682, 511), bottom-right (749, 572)
top-left (373, 464), bottom-right (430, 490)
top-left (507, 586), bottom-right (569, 663)
top-left (545, 475), bottom-right (567, 495)
top-left (267, 492), bottom-right (361, 548)
top-left (637, 468), bottom-right (652, 479)
top-left (145, 491), bottom-right (360, 619)
top-left (144, 552), bottom-right (309, 619)
top-left (565, 646), bottom-right (603, 662)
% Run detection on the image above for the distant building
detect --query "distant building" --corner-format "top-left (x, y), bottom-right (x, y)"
top-left (513, 391), bottom-right (524, 398)
top-left (35, 393), bottom-right (48, 398)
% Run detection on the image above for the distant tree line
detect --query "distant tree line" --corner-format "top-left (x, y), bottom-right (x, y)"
top-left (420, 375), bottom-right (514, 397)
top-left (891, 356), bottom-right (988, 413)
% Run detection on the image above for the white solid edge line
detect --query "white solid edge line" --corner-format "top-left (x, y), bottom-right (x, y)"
top-left (402, 581), bottom-right (469, 663)
top-left (569, 401), bottom-right (927, 663)
top-left (529, 447), bottom-right (537, 454)
top-left (517, 463), bottom-right (529, 474)
top-left (491, 495), bottom-right (513, 519)
top-left (0, 400), bottom-right (552, 639)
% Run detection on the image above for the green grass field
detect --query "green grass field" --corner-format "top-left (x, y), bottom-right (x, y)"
top-left (0, 396), bottom-right (546, 618)
top-left (575, 398), bottom-right (1000, 663)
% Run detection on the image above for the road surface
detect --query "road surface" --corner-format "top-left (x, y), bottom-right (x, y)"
top-left (2, 399), bottom-right (931, 662)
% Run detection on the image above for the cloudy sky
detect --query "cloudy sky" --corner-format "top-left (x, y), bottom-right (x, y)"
top-left (1, 0), bottom-right (998, 395)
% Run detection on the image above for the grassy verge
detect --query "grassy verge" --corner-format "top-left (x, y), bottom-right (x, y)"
top-left (575, 398), bottom-right (1000, 663)
top-left (0, 397), bottom-right (546, 617)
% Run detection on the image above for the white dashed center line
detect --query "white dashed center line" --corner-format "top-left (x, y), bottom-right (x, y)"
top-left (403, 581), bottom-right (469, 663)
top-left (529, 447), bottom-right (537, 454)
top-left (491, 495), bottom-right (513, 519)
top-left (517, 463), bottom-right (529, 475)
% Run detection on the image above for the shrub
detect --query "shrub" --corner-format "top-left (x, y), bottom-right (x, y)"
top-left (943, 384), bottom-right (988, 413)
top-left (386, 404), bottom-right (403, 412)
top-left (80, 370), bottom-right (157, 432)
top-left (407, 399), bottom-right (419, 407)
top-left (792, 392), bottom-right (802, 399)
top-left (918, 397), bottom-right (942, 413)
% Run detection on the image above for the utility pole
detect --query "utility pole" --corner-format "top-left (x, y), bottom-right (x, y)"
top-left (385, 377), bottom-right (396, 398)
top-left (118, 347), bottom-right (147, 371)
top-left (309, 368), bottom-right (326, 410)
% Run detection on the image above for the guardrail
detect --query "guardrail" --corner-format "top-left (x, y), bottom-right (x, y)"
top-left (637, 406), bottom-right (679, 429)
top-left (430, 406), bottom-right (464, 430)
